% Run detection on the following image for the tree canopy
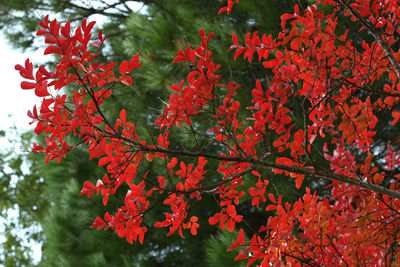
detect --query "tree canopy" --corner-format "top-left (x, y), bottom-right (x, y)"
top-left (12, 0), bottom-right (400, 266)
top-left (3, 1), bottom-right (300, 266)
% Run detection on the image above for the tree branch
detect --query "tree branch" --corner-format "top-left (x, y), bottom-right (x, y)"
top-left (256, 161), bottom-right (400, 199)
top-left (110, 134), bottom-right (400, 199)
top-left (63, 0), bottom-right (129, 19)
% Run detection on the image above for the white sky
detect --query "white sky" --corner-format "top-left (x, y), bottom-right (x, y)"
top-left (0, 34), bottom-right (43, 263)
top-left (0, 38), bottom-right (42, 135)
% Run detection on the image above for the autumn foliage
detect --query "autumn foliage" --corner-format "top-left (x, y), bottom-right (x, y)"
top-left (16, 0), bottom-right (400, 265)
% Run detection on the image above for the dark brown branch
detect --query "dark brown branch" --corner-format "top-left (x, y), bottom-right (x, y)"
top-left (63, 0), bottom-right (129, 19)
top-left (256, 161), bottom-right (400, 199)
top-left (327, 234), bottom-right (350, 267)
top-left (109, 132), bottom-right (400, 199)
top-left (344, 80), bottom-right (400, 97)
top-left (189, 167), bottom-right (255, 194)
